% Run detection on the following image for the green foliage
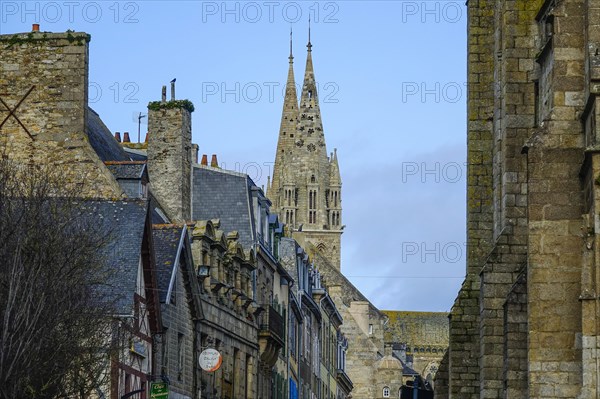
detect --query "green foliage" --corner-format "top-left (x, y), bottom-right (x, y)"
top-left (148, 99), bottom-right (195, 113)
top-left (2, 31), bottom-right (90, 49)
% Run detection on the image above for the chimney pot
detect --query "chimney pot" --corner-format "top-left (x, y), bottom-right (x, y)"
top-left (114, 132), bottom-right (121, 142)
top-left (211, 154), bottom-right (218, 168)
top-left (201, 154), bottom-right (208, 166)
top-left (123, 132), bottom-right (131, 143)
top-left (32, 24), bottom-right (40, 32)
top-left (192, 143), bottom-right (199, 164)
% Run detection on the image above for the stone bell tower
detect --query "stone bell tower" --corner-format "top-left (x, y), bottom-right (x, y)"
top-left (268, 28), bottom-right (343, 270)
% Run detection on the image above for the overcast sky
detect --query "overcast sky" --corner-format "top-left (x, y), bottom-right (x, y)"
top-left (1, 0), bottom-right (467, 312)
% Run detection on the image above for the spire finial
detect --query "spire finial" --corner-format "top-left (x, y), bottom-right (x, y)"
top-left (289, 25), bottom-right (294, 62)
top-left (307, 17), bottom-right (312, 51)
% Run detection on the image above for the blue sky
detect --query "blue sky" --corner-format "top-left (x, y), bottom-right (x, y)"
top-left (1, 0), bottom-right (467, 312)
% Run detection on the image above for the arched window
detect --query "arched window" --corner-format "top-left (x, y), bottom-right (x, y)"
top-left (382, 386), bottom-right (390, 397)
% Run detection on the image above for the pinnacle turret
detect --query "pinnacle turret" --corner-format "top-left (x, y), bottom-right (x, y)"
top-left (329, 149), bottom-right (341, 185)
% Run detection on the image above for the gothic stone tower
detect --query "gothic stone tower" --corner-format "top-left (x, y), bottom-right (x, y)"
top-left (269, 31), bottom-right (343, 270)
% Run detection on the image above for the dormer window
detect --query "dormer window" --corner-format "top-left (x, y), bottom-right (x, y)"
top-left (308, 90), bottom-right (312, 99)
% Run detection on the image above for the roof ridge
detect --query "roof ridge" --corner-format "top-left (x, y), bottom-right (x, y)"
top-left (194, 163), bottom-right (250, 178)
top-left (104, 161), bottom-right (147, 165)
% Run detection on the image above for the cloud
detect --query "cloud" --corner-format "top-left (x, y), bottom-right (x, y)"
top-left (340, 143), bottom-right (466, 311)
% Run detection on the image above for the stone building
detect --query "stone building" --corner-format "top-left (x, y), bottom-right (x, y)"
top-left (192, 161), bottom-right (292, 399)
top-left (382, 311), bottom-right (448, 389)
top-left (437, 0), bottom-right (600, 398)
top-left (153, 225), bottom-right (204, 399)
top-left (190, 220), bottom-right (260, 399)
top-left (278, 237), bottom-right (352, 399)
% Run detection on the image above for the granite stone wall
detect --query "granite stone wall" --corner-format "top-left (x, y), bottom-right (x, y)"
top-left (0, 31), bottom-right (122, 198)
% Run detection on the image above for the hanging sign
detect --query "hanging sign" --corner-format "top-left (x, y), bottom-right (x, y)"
top-left (199, 348), bottom-right (222, 372)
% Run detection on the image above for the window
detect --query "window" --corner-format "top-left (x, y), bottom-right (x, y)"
top-left (309, 190), bottom-right (317, 224)
top-left (368, 324), bottom-right (373, 335)
top-left (383, 386), bottom-right (390, 397)
top-left (290, 315), bottom-right (297, 358)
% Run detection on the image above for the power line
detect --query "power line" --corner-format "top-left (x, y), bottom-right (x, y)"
top-left (346, 276), bottom-right (464, 279)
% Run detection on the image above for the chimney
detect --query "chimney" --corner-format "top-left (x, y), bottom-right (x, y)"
top-left (211, 154), bottom-right (218, 168)
top-left (171, 80), bottom-right (176, 101)
top-left (192, 143), bottom-right (199, 164)
top-left (114, 132), bottom-right (121, 142)
top-left (123, 132), bottom-right (131, 143)
top-left (147, 86), bottom-right (193, 222)
top-left (32, 24), bottom-right (40, 32)
top-left (161, 86), bottom-right (167, 103)
top-left (201, 154), bottom-right (208, 166)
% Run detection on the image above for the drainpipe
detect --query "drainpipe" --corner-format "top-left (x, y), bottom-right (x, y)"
top-left (285, 277), bottom-right (295, 399)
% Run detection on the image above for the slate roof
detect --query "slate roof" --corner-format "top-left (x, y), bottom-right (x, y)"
top-left (192, 165), bottom-right (256, 248)
top-left (402, 362), bottom-right (419, 376)
top-left (124, 148), bottom-right (148, 161)
top-left (152, 226), bottom-right (183, 303)
top-left (87, 107), bottom-right (130, 162)
top-left (149, 193), bottom-right (170, 224)
top-left (77, 199), bottom-right (148, 315)
top-left (105, 163), bottom-right (146, 179)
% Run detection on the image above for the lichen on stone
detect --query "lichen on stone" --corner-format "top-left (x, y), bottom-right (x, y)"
top-left (148, 99), bottom-right (195, 113)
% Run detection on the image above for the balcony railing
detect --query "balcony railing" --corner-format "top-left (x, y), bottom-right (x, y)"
top-left (259, 305), bottom-right (285, 346)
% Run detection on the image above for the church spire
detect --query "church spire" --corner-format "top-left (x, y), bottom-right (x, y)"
top-left (271, 29), bottom-right (300, 197)
top-left (268, 25), bottom-right (343, 271)
top-left (298, 21), bottom-right (326, 164)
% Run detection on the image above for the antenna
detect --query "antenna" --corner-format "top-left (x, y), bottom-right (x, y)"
top-left (137, 112), bottom-right (147, 143)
